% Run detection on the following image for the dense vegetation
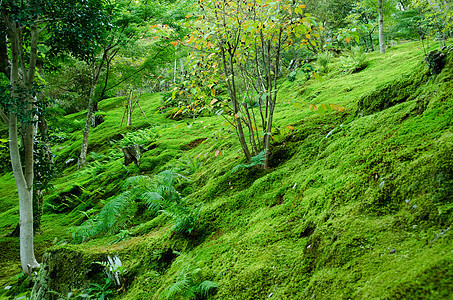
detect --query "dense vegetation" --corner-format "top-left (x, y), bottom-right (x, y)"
top-left (1, 0), bottom-right (452, 299)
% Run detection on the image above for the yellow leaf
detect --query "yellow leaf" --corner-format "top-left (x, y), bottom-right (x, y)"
top-left (346, 37), bottom-right (351, 43)
top-left (179, 90), bottom-right (184, 95)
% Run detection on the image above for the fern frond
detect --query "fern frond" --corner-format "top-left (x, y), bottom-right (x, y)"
top-left (143, 191), bottom-right (165, 213)
top-left (73, 192), bottom-right (132, 242)
top-left (196, 280), bottom-right (218, 298)
top-left (161, 204), bottom-right (201, 234)
top-left (160, 273), bottom-right (191, 300)
top-left (124, 175), bottom-right (151, 189)
top-left (231, 151), bottom-right (265, 173)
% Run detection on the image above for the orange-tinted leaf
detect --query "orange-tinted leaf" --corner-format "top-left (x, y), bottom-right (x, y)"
top-left (287, 125), bottom-right (294, 130)
top-left (309, 104), bottom-right (317, 111)
top-left (346, 37), bottom-right (351, 43)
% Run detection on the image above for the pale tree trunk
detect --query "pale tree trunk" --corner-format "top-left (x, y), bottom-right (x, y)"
top-left (78, 85), bottom-right (97, 168)
top-left (78, 52), bottom-right (107, 168)
top-left (7, 20), bottom-right (40, 273)
top-left (378, 0), bottom-right (386, 54)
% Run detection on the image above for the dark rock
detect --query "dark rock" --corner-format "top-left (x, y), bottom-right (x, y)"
top-left (122, 144), bottom-right (144, 166)
top-left (425, 50), bottom-right (447, 75)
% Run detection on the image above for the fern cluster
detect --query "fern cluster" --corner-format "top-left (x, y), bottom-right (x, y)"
top-left (73, 170), bottom-right (200, 243)
top-left (317, 51), bottom-right (333, 74)
top-left (174, 154), bottom-right (204, 176)
top-left (340, 46), bottom-right (368, 74)
top-left (119, 127), bottom-right (159, 148)
top-left (160, 261), bottom-right (217, 300)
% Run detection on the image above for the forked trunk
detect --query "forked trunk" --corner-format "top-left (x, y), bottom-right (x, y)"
top-left (8, 21), bottom-right (40, 274)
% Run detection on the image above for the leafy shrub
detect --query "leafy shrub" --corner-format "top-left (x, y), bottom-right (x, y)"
top-left (339, 46), bottom-right (368, 74)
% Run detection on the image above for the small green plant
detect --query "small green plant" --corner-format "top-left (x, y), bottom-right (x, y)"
top-left (110, 229), bottom-right (132, 244)
top-left (162, 204), bottom-right (202, 235)
top-left (119, 127), bottom-right (159, 148)
top-left (160, 261), bottom-right (217, 300)
top-left (302, 63), bottom-right (315, 80)
top-left (175, 154), bottom-right (204, 176)
top-left (73, 170), bottom-right (199, 243)
top-left (76, 152), bottom-right (109, 178)
top-left (231, 151), bottom-right (265, 173)
top-left (339, 46), bottom-right (368, 74)
top-left (317, 51), bottom-right (333, 74)
top-left (86, 277), bottom-right (115, 300)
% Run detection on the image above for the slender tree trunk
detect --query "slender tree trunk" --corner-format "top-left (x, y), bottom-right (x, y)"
top-left (378, 0), bottom-right (386, 54)
top-left (8, 21), bottom-right (40, 274)
top-left (78, 85), bottom-right (97, 168)
top-left (220, 43), bottom-right (252, 162)
top-left (9, 115), bottom-right (39, 273)
top-left (78, 50), bottom-right (107, 168)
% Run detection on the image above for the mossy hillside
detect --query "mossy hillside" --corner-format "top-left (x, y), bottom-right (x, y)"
top-left (0, 40), bottom-right (452, 298)
top-left (121, 43), bottom-right (452, 299)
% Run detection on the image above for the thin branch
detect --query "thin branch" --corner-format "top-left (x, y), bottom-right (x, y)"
top-left (103, 44), bottom-right (171, 93)
top-left (0, 107), bottom-right (9, 124)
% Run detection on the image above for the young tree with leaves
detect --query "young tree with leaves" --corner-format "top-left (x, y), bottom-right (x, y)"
top-left (185, 0), bottom-right (334, 168)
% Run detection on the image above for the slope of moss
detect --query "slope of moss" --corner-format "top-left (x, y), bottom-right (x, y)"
top-left (0, 41), bottom-right (452, 299)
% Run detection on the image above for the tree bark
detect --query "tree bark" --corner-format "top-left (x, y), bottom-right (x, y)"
top-left (0, 29), bottom-right (10, 79)
top-left (78, 85), bottom-right (97, 168)
top-left (78, 49), bottom-right (108, 168)
top-left (378, 0), bottom-right (386, 54)
top-left (8, 20), bottom-right (40, 274)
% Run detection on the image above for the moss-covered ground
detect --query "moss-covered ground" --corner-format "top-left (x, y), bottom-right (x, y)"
top-left (1, 40), bottom-right (452, 299)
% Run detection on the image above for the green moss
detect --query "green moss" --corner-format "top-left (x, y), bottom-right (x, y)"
top-left (357, 62), bottom-right (427, 115)
top-left (1, 41), bottom-right (453, 299)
